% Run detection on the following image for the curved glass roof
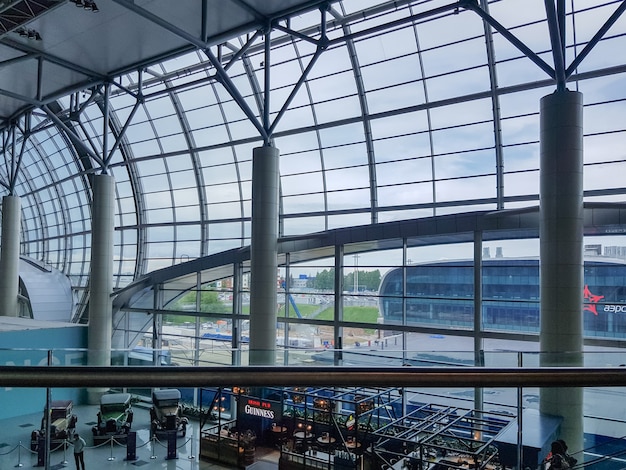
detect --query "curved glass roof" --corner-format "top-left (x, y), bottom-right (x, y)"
top-left (2, 0), bottom-right (626, 320)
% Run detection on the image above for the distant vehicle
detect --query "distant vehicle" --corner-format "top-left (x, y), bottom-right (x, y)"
top-left (150, 388), bottom-right (188, 437)
top-left (31, 400), bottom-right (77, 451)
top-left (92, 393), bottom-right (133, 444)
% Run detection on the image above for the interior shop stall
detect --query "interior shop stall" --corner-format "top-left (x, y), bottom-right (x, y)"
top-left (367, 403), bottom-right (513, 470)
top-left (198, 387), bottom-right (263, 468)
top-left (197, 386), bottom-right (554, 470)
top-left (273, 386), bottom-right (406, 470)
top-left (198, 386), bottom-right (400, 469)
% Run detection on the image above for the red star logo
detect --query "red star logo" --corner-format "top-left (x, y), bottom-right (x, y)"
top-left (583, 285), bottom-right (604, 315)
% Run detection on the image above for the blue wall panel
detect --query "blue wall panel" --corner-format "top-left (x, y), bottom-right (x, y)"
top-left (0, 324), bottom-right (88, 420)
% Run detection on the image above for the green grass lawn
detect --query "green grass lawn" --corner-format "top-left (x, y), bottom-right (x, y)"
top-left (311, 305), bottom-right (379, 323)
top-left (278, 303), bottom-right (323, 318)
top-left (167, 303), bottom-right (380, 325)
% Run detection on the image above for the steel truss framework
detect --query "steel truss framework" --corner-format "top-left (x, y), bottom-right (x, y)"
top-left (0, 1), bottom-right (625, 339)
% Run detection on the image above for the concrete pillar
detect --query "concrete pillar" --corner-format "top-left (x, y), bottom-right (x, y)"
top-left (539, 90), bottom-right (584, 454)
top-left (0, 195), bottom-right (21, 317)
top-left (87, 174), bottom-right (115, 403)
top-left (249, 145), bottom-right (280, 365)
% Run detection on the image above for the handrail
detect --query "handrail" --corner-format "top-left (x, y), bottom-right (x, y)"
top-left (0, 366), bottom-right (625, 388)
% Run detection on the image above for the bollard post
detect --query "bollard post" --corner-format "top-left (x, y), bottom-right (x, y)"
top-left (108, 437), bottom-right (115, 461)
top-left (16, 440), bottom-right (23, 467)
top-left (188, 434), bottom-right (195, 460)
top-left (62, 438), bottom-right (68, 464)
top-left (126, 431), bottom-right (137, 461)
top-left (150, 435), bottom-right (157, 459)
top-left (37, 438), bottom-right (45, 467)
top-left (166, 431), bottom-right (177, 460)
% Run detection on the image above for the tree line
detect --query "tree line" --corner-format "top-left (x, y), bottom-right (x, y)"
top-left (305, 269), bottom-right (381, 292)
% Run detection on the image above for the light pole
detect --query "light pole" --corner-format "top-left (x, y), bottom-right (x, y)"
top-left (353, 254), bottom-right (359, 292)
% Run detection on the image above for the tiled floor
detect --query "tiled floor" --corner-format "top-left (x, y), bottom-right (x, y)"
top-left (0, 403), bottom-right (279, 469)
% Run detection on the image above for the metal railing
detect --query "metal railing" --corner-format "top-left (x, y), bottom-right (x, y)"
top-left (1, 365), bottom-right (625, 388)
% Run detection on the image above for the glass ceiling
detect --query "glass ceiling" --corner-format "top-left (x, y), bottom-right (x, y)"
top-left (3, 0), bottom-right (626, 319)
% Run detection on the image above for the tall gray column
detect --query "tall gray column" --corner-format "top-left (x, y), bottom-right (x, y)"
top-left (0, 195), bottom-right (21, 317)
top-left (539, 90), bottom-right (584, 454)
top-left (249, 145), bottom-right (279, 365)
top-left (87, 174), bottom-right (115, 403)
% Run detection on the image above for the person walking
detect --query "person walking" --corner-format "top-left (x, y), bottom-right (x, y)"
top-left (72, 432), bottom-right (86, 470)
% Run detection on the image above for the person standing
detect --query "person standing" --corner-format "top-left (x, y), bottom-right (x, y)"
top-left (556, 439), bottom-right (578, 468)
top-left (543, 440), bottom-right (571, 469)
top-left (72, 433), bottom-right (86, 470)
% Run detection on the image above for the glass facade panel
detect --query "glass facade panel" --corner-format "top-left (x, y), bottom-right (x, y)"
top-left (3, 2), bottom-right (626, 426)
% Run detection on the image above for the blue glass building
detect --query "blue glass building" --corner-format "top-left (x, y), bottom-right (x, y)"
top-left (379, 257), bottom-right (626, 338)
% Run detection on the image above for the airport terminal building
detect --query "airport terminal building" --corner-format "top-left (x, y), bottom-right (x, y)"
top-left (379, 253), bottom-right (626, 337)
top-left (1, 1), bottom-right (626, 469)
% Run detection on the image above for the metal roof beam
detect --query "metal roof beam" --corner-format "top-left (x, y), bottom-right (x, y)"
top-left (566, 0), bottom-right (626, 77)
top-left (545, 0), bottom-right (567, 90)
top-left (326, 1), bottom-right (468, 49)
top-left (42, 104), bottom-right (105, 168)
top-left (465, 1), bottom-right (555, 80)
top-left (0, 37), bottom-right (105, 79)
top-left (0, 0), bottom-right (60, 34)
top-left (110, 0), bottom-right (268, 140)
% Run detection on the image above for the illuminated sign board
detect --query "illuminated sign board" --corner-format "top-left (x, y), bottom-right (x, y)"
top-left (584, 285), bottom-right (604, 316)
top-left (603, 305), bottom-right (626, 314)
top-left (584, 285), bottom-right (626, 315)
top-left (243, 398), bottom-right (277, 420)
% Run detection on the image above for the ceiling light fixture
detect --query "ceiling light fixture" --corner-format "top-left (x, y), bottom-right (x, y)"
top-left (71, 0), bottom-right (98, 11)
top-left (15, 27), bottom-right (42, 41)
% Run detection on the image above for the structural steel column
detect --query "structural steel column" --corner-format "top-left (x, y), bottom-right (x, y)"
top-left (249, 145), bottom-right (279, 365)
top-left (539, 90), bottom-right (584, 454)
top-left (334, 245), bottom-right (344, 366)
top-left (87, 174), bottom-right (115, 403)
top-left (0, 195), bottom-right (21, 316)
top-left (473, 231), bottom-right (484, 417)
